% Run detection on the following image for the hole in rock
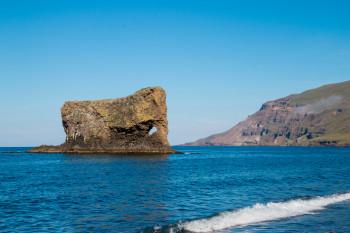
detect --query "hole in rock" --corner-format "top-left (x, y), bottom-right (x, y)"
top-left (149, 127), bottom-right (158, 135)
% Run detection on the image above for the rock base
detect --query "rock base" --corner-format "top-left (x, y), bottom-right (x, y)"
top-left (28, 145), bottom-right (178, 155)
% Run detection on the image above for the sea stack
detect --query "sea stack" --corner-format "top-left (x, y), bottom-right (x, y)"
top-left (29, 87), bottom-right (176, 154)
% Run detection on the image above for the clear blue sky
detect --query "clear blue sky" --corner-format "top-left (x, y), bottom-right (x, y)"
top-left (1, 0), bottom-right (349, 146)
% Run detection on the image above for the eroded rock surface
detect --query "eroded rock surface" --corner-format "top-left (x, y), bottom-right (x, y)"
top-left (30, 87), bottom-right (176, 154)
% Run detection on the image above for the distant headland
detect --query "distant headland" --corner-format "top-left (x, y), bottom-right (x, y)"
top-left (29, 87), bottom-right (176, 154)
top-left (185, 80), bottom-right (350, 147)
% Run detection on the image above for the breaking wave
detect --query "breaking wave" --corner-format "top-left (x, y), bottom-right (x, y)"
top-left (179, 192), bottom-right (350, 232)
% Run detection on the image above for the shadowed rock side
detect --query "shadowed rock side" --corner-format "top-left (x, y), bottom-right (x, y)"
top-left (29, 87), bottom-right (176, 154)
top-left (185, 80), bottom-right (350, 146)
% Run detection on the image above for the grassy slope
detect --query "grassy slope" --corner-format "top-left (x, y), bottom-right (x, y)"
top-left (289, 80), bottom-right (350, 145)
top-left (290, 80), bottom-right (350, 105)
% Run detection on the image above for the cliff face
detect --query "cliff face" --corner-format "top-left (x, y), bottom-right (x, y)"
top-left (186, 81), bottom-right (350, 146)
top-left (30, 87), bottom-right (176, 154)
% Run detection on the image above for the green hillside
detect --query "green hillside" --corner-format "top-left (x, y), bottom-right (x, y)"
top-left (290, 80), bottom-right (350, 105)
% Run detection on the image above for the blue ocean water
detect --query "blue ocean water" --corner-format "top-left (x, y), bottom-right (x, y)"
top-left (1, 146), bottom-right (350, 233)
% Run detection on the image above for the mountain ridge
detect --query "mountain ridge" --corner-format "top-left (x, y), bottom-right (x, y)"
top-left (185, 80), bottom-right (350, 146)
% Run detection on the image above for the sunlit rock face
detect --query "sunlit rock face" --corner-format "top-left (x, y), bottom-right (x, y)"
top-left (30, 87), bottom-right (176, 154)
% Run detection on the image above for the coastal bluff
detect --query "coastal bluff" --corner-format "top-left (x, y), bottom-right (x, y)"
top-left (29, 87), bottom-right (176, 154)
top-left (185, 80), bottom-right (350, 146)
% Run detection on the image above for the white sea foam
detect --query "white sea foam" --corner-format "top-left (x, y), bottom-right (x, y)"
top-left (180, 192), bottom-right (350, 232)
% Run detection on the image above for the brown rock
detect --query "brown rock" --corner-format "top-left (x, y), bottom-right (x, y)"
top-left (29, 87), bottom-right (176, 154)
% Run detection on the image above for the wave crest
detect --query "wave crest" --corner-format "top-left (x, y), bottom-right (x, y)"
top-left (180, 192), bottom-right (350, 232)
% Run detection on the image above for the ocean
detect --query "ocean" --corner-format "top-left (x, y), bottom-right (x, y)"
top-left (1, 146), bottom-right (350, 233)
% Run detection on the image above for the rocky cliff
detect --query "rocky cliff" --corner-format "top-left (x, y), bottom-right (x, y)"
top-left (185, 81), bottom-right (350, 146)
top-left (30, 87), bottom-right (176, 154)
